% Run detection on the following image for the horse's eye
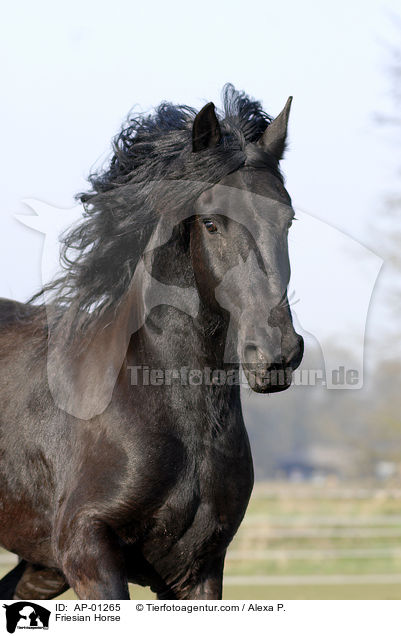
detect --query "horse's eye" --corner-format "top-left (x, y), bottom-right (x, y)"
top-left (203, 219), bottom-right (218, 234)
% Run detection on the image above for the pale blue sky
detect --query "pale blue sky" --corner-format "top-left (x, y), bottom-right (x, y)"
top-left (0, 0), bottom-right (399, 360)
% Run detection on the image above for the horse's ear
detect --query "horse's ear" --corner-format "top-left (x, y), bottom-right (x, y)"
top-left (192, 102), bottom-right (222, 152)
top-left (258, 96), bottom-right (292, 160)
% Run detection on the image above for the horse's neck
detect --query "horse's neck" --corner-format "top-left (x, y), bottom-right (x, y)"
top-left (130, 303), bottom-right (232, 368)
top-left (124, 238), bottom-right (243, 419)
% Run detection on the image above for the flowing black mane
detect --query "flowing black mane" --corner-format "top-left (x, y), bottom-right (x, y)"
top-left (83, 83), bottom-right (277, 197)
top-left (32, 84), bottom-right (282, 329)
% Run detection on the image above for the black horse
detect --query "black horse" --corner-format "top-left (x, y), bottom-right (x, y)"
top-left (0, 85), bottom-right (303, 600)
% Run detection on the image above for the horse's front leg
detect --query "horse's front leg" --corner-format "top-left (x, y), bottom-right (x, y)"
top-left (57, 517), bottom-right (129, 599)
top-left (187, 572), bottom-right (223, 600)
top-left (14, 563), bottom-right (69, 600)
top-left (158, 554), bottom-right (225, 600)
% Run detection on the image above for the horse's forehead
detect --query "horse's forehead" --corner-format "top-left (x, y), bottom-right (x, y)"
top-left (219, 167), bottom-right (290, 202)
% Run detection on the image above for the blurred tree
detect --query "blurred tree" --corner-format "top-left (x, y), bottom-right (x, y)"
top-left (374, 24), bottom-right (401, 346)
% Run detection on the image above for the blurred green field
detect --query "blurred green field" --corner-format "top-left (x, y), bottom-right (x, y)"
top-left (2, 482), bottom-right (401, 600)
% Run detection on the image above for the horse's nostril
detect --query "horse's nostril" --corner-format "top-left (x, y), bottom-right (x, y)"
top-left (243, 343), bottom-right (265, 365)
top-left (243, 343), bottom-right (282, 368)
top-left (244, 334), bottom-right (304, 370)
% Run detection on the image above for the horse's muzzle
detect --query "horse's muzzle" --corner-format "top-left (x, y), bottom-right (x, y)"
top-left (242, 335), bottom-right (304, 394)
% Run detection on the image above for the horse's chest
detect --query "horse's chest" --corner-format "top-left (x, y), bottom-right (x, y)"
top-left (141, 439), bottom-right (253, 567)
